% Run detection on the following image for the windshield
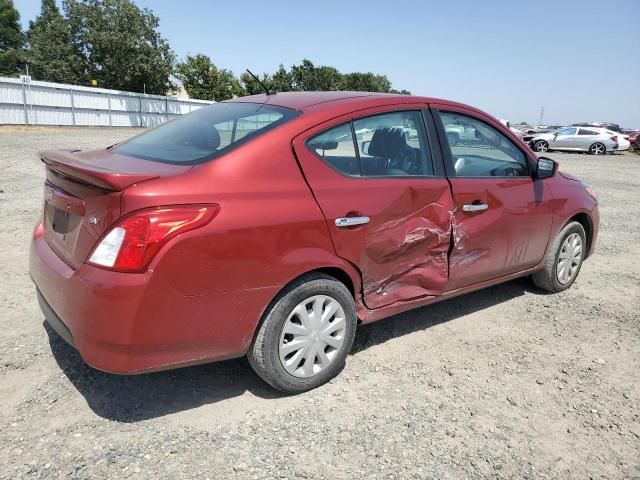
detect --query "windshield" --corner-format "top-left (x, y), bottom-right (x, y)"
top-left (114, 102), bottom-right (299, 164)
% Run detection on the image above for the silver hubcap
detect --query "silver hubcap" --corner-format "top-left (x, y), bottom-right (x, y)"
top-left (537, 142), bottom-right (548, 152)
top-left (592, 144), bottom-right (604, 154)
top-left (279, 295), bottom-right (347, 378)
top-left (557, 233), bottom-right (583, 284)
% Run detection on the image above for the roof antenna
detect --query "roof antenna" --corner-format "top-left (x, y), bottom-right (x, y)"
top-left (246, 69), bottom-right (276, 95)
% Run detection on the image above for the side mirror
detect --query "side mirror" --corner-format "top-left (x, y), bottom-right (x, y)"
top-left (535, 157), bottom-right (557, 179)
top-left (361, 140), bottom-right (371, 155)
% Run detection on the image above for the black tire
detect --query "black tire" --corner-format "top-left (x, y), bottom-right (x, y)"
top-left (534, 140), bottom-right (549, 153)
top-left (247, 273), bottom-right (357, 393)
top-left (531, 221), bottom-right (586, 293)
top-left (589, 142), bottom-right (606, 155)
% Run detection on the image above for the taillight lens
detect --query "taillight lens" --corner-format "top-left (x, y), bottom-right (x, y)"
top-left (88, 205), bottom-right (219, 272)
top-left (610, 136), bottom-right (618, 142)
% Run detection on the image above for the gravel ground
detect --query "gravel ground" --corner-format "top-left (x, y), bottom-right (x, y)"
top-left (0, 127), bottom-right (638, 479)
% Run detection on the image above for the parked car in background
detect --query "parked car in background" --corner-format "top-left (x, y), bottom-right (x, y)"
top-left (572, 122), bottom-right (623, 134)
top-left (604, 130), bottom-right (630, 151)
top-left (29, 92), bottom-right (599, 393)
top-left (627, 131), bottom-right (640, 150)
top-left (531, 126), bottom-right (623, 154)
top-left (499, 119), bottom-right (525, 139)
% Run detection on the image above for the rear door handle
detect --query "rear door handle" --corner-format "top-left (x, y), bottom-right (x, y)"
top-left (335, 216), bottom-right (370, 227)
top-left (462, 203), bottom-right (488, 213)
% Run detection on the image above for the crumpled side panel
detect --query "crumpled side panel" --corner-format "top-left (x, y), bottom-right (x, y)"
top-left (449, 215), bottom-right (491, 271)
top-left (363, 200), bottom-right (452, 309)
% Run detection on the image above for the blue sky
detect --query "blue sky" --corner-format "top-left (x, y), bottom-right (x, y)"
top-left (16, 0), bottom-right (640, 127)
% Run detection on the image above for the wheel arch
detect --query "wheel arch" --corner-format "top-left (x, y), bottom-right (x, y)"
top-left (567, 212), bottom-right (594, 258)
top-left (247, 261), bottom-right (365, 347)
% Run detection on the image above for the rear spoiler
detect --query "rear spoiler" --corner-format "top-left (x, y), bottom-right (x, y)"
top-left (40, 149), bottom-right (160, 191)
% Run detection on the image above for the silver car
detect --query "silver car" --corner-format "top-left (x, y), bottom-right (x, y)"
top-left (531, 126), bottom-right (620, 155)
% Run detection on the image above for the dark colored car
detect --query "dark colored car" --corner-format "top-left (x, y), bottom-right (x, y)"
top-left (30, 92), bottom-right (599, 393)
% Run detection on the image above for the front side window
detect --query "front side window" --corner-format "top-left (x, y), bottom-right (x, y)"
top-left (439, 111), bottom-right (528, 177)
top-left (114, 103), bottom-right (299, 164)
top-left (306, 110), bottom-right (434, 177)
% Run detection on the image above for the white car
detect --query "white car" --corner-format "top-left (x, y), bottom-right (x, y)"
top-left (531, 126), bottom-right (625, 155)
top-left (604, 130), bottom-right (630, 151)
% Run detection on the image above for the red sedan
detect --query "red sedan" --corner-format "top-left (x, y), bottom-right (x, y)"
top-left (29, 92), bottom-right (599, 392)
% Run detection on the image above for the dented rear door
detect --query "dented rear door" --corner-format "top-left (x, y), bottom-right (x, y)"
top-left (293, 106), bottom-right (453, 309)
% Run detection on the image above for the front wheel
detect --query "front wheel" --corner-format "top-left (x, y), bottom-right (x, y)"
top-left (534, 140), bottom-right (549, 153)
top-left (531, 221), bottom-right (586, 292)
top-left (589, 142), bottom-right (606, 155)
top-left (247, 273), bottom-right (357, 393)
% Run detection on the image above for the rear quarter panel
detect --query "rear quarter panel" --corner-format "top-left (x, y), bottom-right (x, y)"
top-left (121, 126), bottom-right (361, 298)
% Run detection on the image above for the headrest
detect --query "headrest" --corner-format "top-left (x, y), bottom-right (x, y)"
top-left (367, 127), bottom-right (408, 158)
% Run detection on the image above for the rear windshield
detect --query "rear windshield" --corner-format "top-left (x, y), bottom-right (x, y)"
top-left (113, 102), bottom-right (299, 164)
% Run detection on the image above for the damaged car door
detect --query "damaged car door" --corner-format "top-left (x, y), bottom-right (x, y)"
top-left (293, 107), bottom-right (453, 309)
top-left (433, 107), bottom-right (554, 290)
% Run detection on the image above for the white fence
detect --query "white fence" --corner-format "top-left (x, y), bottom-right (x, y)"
top-left (0, 77), bottom-right (212, 127)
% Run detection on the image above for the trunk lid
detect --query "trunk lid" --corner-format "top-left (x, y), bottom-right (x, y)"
top-left (40, 148), bottom-right (191, 269)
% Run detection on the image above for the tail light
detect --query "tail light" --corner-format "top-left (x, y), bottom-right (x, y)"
top-left (610, 136), bottom-right (618, 142)
top-left (88, 205), bottom-right (219, 272)
top-left (623, 135), bottom-right (629, 141)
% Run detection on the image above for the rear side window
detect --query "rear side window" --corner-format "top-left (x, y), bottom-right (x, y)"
top-left (306, 123), bottom-right (359, 176)
top-left (354, 111), bottom-right (433, 176)
top-left (578, 129), bottom-right (598, 135)
top-left (306, 110), bottom-right (434, 177)
top-left (114, 103), bottom-right (299, 164)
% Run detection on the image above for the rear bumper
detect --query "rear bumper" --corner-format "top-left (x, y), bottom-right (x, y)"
top-left (37, 289), bottom-right (74, 347)
top-left (30, 229), bottom-right (278, 374)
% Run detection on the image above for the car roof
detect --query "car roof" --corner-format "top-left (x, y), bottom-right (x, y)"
top-left (228, 91), bottom-right (406, 110)
top-left (226, 91), bottom-right (463, 112)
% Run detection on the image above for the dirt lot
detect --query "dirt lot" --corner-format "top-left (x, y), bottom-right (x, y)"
top-left (1, 127), bottom-right (638, 479)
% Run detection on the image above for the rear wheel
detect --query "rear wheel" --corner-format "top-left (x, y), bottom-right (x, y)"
top-left (532, 221), bottom-right (586, 292)
top-left (534, 140), bottom-right (549, 153)
top-left (589, 142), bottom-right (606, 155)
top-left (247, 273), bottom-right (357, 393)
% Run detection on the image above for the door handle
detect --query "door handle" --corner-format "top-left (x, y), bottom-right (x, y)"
top-left (462, 203), bottom-right (488, 213)
top-left (335, 216), bottom-right (370, 227)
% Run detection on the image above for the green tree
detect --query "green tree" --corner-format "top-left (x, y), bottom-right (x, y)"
top-left (239, 71), bottom-right (271, 96)
top-left (64, 0), bottom-right (175, 93)
top-left (290, 59), bottom-right (342, 91)
top-left (239, 65), bottom-right (294, 95)
top-left (25, 0), bottom-right (83, 83)
top-left (270, 65), bottom-right (294, 92)
top-left (340, 72), bottom-right (392, 92)
top-left (237, 60), bottom-right (409, 95)
top-left (176, 54), bottom-right (243, 101)
top-left (0, 0), bottom-right (24, 76)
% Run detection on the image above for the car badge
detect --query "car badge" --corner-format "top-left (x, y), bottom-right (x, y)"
top-left (88, 216), bottom-right (99, 225)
